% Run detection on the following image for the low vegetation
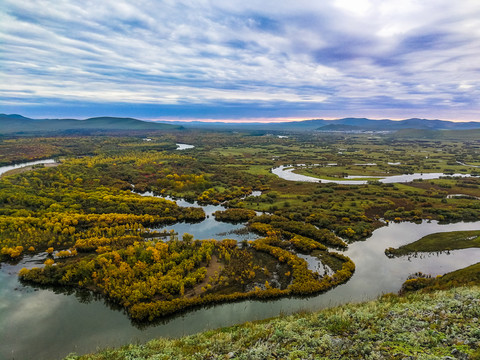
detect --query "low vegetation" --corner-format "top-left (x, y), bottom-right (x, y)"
top-left (1, 132), bottom-right (479, 336)
top-left (19, 231), bottom-right (354, 320)
top-left (401, 263), bottom-right (480, 294)
top-left (386, 230), bottom-right (480, 257)
top-left (213, 208), bottom-right (257, 223)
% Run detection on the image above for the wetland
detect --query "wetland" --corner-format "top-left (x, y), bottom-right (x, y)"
top-left (0, 132), bottom-right (479, 359)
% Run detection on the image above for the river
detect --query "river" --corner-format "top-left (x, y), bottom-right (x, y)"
top-left (138, 191), bottom-right (259, 241)
top-left (272, 164), bottom-right (473, 185)
top-left (176, 143), bottom-right (195, 150)
top-left (0, 159), bottom-right (57, 177)
top-left (1, 161), bottom-right (479, 360)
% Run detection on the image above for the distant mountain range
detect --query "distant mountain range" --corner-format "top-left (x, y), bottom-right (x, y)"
top-left (0, 114), bottom-right (183, 134)
top-left (167, 117), bottom-right (480, 131)
top-left (313, 118), bottom-right (480, 131)
top-left (1, 114), bottom-right (480, 134)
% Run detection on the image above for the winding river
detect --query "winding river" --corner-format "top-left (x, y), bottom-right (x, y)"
top-left (0, 159), bottom-right (57, 177)
top-left (139, 191), bottom-right (259, 241)
top-left (1, 160), bottom-right (479, 360)
top-left (272, 164), bottom-right (473, 185)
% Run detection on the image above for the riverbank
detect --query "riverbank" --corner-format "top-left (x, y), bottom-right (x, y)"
top-left (386, 230), bottom-right (480, 257)
top-left (2, 135), bottom-right (480, 360)
top-left (65, 286), bottom-right (480, 360)
top-left (0, 159), bottom-right (59, 178)
top-left (3, 217), bottom-right (480, 360)
top-left (272, 164), bottom-right (473, 185)
top-left (0, 162), bottom-right (59, 178)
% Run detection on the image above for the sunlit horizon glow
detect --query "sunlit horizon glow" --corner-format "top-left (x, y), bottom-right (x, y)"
top-left (151, 117), bottom-right (478, 124)
top-left (2, 1), bottom-right (480, 122)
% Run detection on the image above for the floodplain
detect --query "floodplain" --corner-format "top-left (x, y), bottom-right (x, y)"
top-left (0, 131), bottom-right (479, 359)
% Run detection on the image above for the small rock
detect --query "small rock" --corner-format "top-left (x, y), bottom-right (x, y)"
top-left (331, 337), bottom-right (344, 348)
top-left (451, 348), bottom-right (468, 360)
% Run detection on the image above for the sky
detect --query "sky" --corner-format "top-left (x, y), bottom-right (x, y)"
top-left (1, 0), bottom-right (480, 122)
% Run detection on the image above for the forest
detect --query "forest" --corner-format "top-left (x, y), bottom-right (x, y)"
top-left (1, 131), bottom-right (479, 321)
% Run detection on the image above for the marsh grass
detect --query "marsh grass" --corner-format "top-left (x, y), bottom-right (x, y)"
top-left (387, 230), bottom-right (480, 256)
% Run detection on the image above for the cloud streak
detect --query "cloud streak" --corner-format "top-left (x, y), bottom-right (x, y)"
top-left (1, 0), bottom-right (480, 120)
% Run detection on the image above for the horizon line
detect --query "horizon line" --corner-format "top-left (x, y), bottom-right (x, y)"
top-left (149, 117), bottom-right (479, 124)
top-left (3, 113), bottom-right (480, 123)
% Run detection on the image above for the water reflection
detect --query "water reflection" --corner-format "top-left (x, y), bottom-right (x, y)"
top-left (296, 253), bottom-right (333, 276)
top-left (137, 192), bottom-right (259, 241)
top-left (1, 220), bottom-right (479, 360)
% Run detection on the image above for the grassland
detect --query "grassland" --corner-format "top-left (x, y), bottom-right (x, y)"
top-left (429, 263), bottom-right (480, 290)
top-left (386, 230), bottom-right (480, 256)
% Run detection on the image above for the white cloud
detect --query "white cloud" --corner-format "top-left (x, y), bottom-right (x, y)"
top-left (334, 0), bottom-right (372, 17)
top-left (2, 0), bottom-right (480, 118)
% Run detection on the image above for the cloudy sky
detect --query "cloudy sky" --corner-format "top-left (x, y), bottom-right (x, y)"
top-left (2, 0), bottom-right (480, 121)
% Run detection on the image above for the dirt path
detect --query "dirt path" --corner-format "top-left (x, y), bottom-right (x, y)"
top-left (185, 255), bottom-right (223, 298)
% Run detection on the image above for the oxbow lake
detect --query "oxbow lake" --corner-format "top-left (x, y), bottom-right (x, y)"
top-left (1, 161), bottom-right (479, 359)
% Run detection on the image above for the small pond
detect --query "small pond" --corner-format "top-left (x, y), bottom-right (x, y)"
top-left (446, 194), bottom-right (480, 200)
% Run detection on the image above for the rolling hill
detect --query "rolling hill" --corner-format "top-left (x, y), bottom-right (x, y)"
top-left (2, 114), bottom-right (480, 134)
top-left (165, 117), bottom-right (480, 132)
top-left (0, 114), bottom-right (183, 134)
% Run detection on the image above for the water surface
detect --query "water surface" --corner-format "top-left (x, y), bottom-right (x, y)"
top-left (272, 164), bottom-right (473, 185)
top-left (1, 160), bottom-right (479, 360)
top-left (176, 143), bottom-right (195, 150)
top-left (0, 159), bottom-right (57, 176)
top-left (1, 220), bottom-right (479, 360)
top-left (138, 192), bottom-right (258, 241)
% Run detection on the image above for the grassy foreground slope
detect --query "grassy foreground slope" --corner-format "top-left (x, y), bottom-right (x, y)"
top-left (66, 286), bottom-right (480, 360)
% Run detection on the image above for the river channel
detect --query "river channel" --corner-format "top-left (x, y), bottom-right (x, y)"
top-left (0, 159), bottom-right (57, 177)
top-left (1, 161), bottom-right (479, 360)
top-left (272, 164), bottom-right (473, 184)
top-left (138, 191), bottom-right (260, 241)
